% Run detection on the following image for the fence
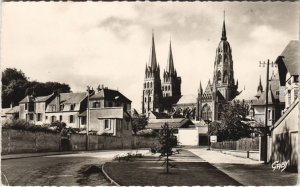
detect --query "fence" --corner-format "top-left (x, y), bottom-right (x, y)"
top-left (211, 138), bottom-right (259, 151)
top-left (1, 129), bottom-right (159, 155)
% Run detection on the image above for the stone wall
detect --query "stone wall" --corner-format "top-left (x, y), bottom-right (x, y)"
top-left (1, 129), bottom-right (61, 154)
top-left (1, 129), bottom-right (158, 155)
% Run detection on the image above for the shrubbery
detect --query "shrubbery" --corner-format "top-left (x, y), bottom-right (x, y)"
top-left (2, 119), bottom-right (57, 133)
top-left (136, 129), bottom-right (158, 137)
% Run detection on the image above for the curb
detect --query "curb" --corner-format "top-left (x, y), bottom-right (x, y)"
top-left (1, 151), bottom-right (76, 160)
top-left (101, 163), bottom-right (120, 186)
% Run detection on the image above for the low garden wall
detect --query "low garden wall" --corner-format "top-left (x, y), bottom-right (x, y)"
top-left (1, 129), bottom-right (159, 155)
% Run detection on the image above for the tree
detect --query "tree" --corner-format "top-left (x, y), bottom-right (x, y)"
top-left (132, 115), bottom-right (148, 135)
top-left (209, 100), bottom-right (252, 141)
top-left (157, 123), bottom-right (178, 174)
top-left (2, 68), bottom-right (71, 108)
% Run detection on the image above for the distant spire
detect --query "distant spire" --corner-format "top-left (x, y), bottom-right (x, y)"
top-left (221, 11), bottom-right (227, 41)
top-left (149, 31), bottom-right (157, 71)
top-left (166, 39), bottom-right (175, 74)
top-left (257, 75), bottom-right (264, 92)
top-left (199, 81), bottom-right (203, 94)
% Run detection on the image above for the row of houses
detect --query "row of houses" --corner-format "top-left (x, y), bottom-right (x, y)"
top-left (2, 86), bottom-right (132, 137)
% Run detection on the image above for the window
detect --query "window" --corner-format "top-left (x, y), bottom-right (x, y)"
top-left (105, 119), bottom-right (110, 129)
top-left (29, 113), bottom-right (34, 120)
top-left (217, 71), bottom-right (222, 83)
top-left (294, 75), bottom-right (299, 83)
top-left (162, 86), bottom-right (164, 91)
top-left (144, 83), bottom-right (146, 88)
top-left (60, 105), bottom-right (64, 111)
top-left (37, 113), bottom-right (42, 121)
top-left (81, 116), bottom-right (86, 125)
top-left (223, 71), bottom-right (228, 83)
top-left (25, 103), bottom-right (28, 110)
top-left (46, 116), bottom-right (48, 120)
top-left (50, 105), bottom-right (56, 112)
top-left (275, 91), bottom-right (280, 96)
top-left (69, 115), bottom-right (74, 123)
top-left (147, 82), bottom-right (149, 88)
top-left (149, 97), bottom-right (151, 102)
top-left (51, 116), bottom-right (56, 123)
top-left (168, 85), bottom-right (170, 90)
top-left (150, 82), bottom-right (152, 88)
top-left (144, 97), bottom-right (147, 102)
top-left (295, 90), bottom-right (298, 100)
top-left (59, 115), bottom-right (62, 122)
top-left (70, 104), bottom-right (75, 111)
top-left (93, 102), bottom-right (100, 108)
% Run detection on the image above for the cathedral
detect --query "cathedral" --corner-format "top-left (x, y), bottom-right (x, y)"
top-left (141, 33), bottom-right (181, 114)
top-left (142, 15), bottom-right (239, 121)
top-left (197, 15), bottom-right (239, 122)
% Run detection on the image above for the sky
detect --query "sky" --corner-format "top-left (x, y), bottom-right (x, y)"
top-left (1, 2), bottom-right (299, 112)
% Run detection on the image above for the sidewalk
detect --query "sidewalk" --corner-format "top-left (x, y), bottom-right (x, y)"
top-left (188, 148), bottom-right (298, 186)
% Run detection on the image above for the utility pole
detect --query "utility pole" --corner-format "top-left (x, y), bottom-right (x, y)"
top-left (86, 86), bottom-right (91, 151)
top-left (259, 59), bottom-right (276, 164)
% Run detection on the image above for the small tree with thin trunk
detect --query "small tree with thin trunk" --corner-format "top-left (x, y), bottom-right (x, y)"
top-left (157, 123), bottom-right (178, 174)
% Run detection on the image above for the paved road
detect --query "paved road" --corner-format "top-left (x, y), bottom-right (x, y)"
top-left (1, 150), bottom-right (147, 186)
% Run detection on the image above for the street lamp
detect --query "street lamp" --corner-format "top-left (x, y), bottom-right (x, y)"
top-left (259, 59), bottom-right (276, 164)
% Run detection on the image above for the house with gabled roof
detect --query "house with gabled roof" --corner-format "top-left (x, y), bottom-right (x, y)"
top-left (84, 86), bottom-right (132, 137)
top-left (250, 73), bottom-right (284, 126)
top-left (45, 92), bottom-right (87, 128)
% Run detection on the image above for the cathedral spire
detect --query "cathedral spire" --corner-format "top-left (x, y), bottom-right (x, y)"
top-left (149, 31), bottom-right (158, 71)
top-left (221, 11), bottom-right (227, 41)
top-left (199, 81), bottom-right (203, 94)
top-left (257, 75), bottom-right (263, 92)
top-left (166, 39), bottom-right (175, 74)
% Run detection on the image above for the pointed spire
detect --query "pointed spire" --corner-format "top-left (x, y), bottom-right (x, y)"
top-left (166, 39), bottom-right (175, 74)
top-left (199, 81), bottom-right (203, 94)
top-left (149, 31), bottom-right (157, 71)
top-left (221, 11), bottom-right (227, 41)
top-left (257, 75), bottom-right (264, 92)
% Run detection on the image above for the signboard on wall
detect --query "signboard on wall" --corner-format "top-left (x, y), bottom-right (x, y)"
top-left (210, 135), bottom-right (217, 143)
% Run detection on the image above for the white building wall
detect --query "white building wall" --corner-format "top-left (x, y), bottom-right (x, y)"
top-left (177, 128), bottom-right (199, 146)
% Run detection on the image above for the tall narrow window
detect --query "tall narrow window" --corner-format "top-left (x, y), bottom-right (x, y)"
top-left (70, 104), bottom-right (75, 111)
top-left (105, 119), bottom-right (110, 129)
top-left (217, 71), bottom-right (222, 83)
top-left (69, 115), bottom-right (74, 123)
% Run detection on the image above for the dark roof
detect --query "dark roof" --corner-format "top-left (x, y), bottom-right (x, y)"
top-left (19, 95), bottom-right (34, 103)
top-left (280, 40), bottom-right (300, 75)
top-left (149, 111), bottom-right (170, 119)
top-left (35, 94), bottom-right (54, 102)
top-left (60, 92), bottom-right (87, 104)
top-left (90, 88), bottom-right (131, 103)
top-left (147, 118), bottom-right (194, 129)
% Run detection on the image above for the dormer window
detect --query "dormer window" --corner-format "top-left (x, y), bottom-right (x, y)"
top-left (70, 104), bottom-right (75, 111)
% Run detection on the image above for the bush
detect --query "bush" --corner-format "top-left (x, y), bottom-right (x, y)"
top-left (136, 129), bottom-right (158, 137)
top-left (2, 119), bottom-right (57, 133)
